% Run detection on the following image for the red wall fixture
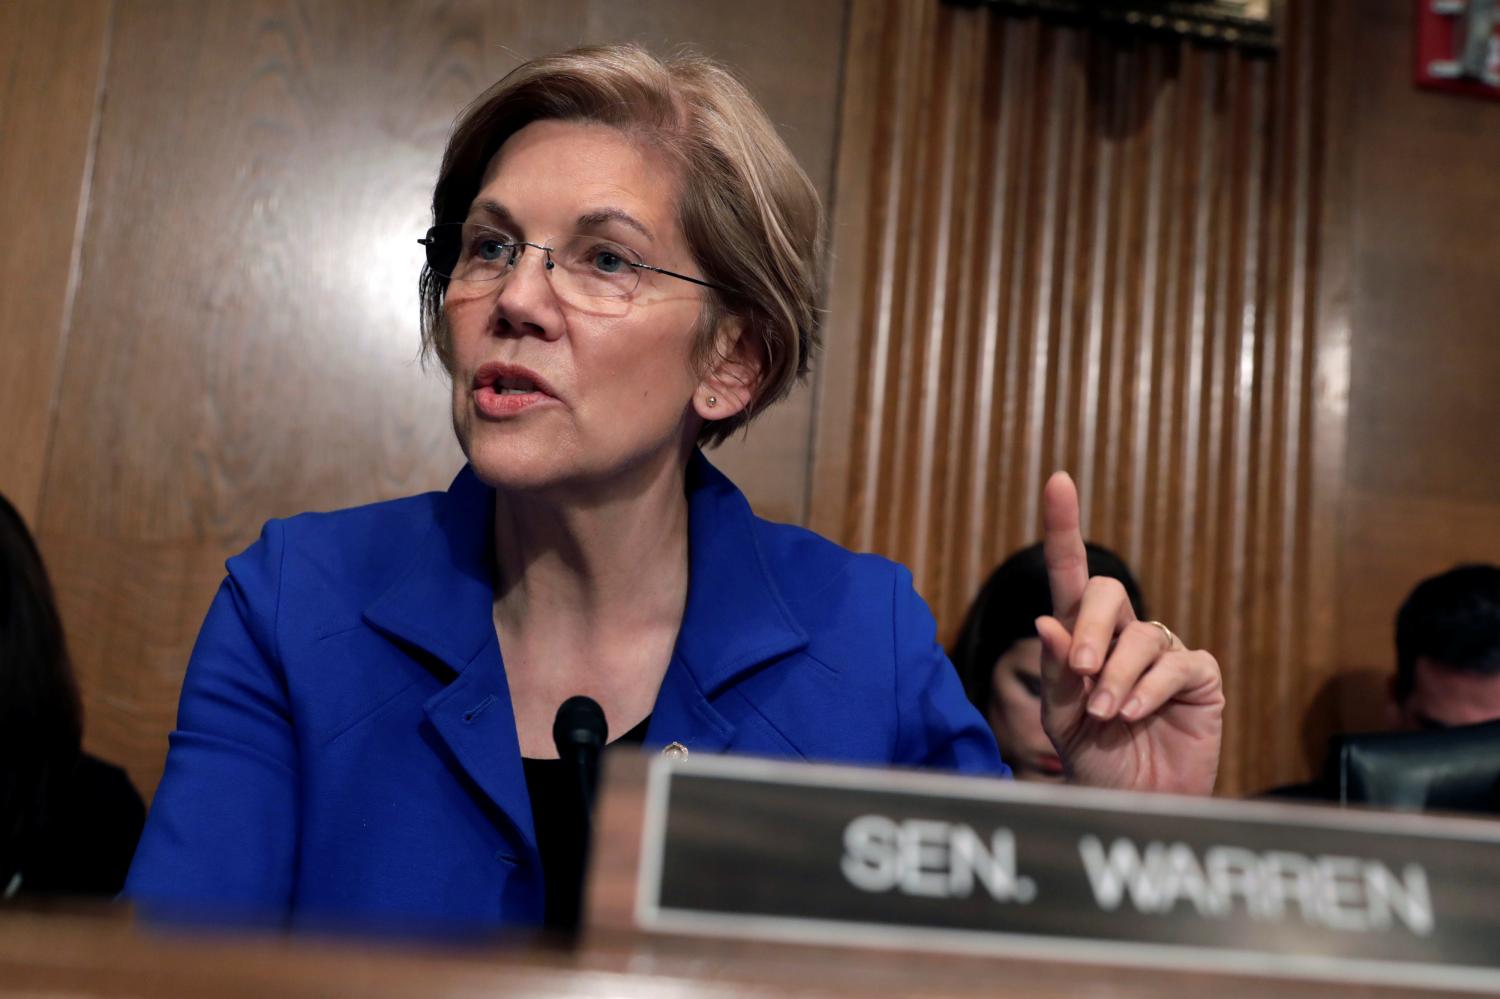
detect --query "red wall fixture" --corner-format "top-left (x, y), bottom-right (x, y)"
top-left (1415, 0), bottom-right (1500, 98)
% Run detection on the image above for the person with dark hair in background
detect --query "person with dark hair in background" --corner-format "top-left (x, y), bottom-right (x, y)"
top-left (1390, 564), bottom-right (1500, 731)
top-left (1257, 563), bottom-right (1500, 806)
top-left (0, 493), bottom-right (144, 899)
top-left (951, 541), bottom-right (1148, 782)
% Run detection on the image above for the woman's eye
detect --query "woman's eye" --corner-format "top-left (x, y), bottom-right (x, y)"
top-left (591, 248), bottom-right (626, 274)
top-left (1018, 674), bottom-right (1042, 699)
top-left (476, 240), bottom-right (507, 262)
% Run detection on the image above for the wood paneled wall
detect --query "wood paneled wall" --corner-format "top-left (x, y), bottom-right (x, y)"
top-left (1331, 0), bottom-right (1500, 732)
top-left (811, 0), bottom-right (1345, 795)
top-left (0, 1), bottom-right (111, 526)
top-left (15, 0), bottom-right (1493, 806)
top-left (2, 0), bottom-right (848, 799)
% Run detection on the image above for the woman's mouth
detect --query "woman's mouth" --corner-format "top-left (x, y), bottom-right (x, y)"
top-left (471, 362), bottom-right (558, 418)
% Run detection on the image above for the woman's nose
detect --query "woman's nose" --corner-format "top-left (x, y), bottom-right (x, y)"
top-left (489, 247), bottom-right (561, 339)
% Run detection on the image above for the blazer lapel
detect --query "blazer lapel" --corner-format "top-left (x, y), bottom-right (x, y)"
top-left (362, 467), bottom-right (537, 861)
top-left (647, 453), bottom-right (810, 754)
top-left (421, 631), bottom-right (536, 863)
top-left (362, 466), bottom-right (495, 675)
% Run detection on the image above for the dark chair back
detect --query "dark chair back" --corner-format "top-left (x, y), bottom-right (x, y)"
top-left (1329, 719), bottom-right (1500, 814)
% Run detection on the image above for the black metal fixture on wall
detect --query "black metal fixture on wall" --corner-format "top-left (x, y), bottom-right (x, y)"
top-left (946, 0), bottom-right (1280, 50)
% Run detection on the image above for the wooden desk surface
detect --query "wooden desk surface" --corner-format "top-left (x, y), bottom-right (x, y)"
top-left (0, 905), bottom-right (1474, 998)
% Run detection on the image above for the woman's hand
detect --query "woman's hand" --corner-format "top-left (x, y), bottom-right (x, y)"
top-left (1035, 473), bottom-right (1224, 794)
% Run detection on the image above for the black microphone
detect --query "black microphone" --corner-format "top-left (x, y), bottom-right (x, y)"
top-left (553, 694), bottom-right (608, 810)
top-left (550, 695), bottom-right (608, 935)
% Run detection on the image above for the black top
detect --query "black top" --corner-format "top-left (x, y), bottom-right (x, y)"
top-left (522, 714), bottom-right (649, 928)
top-left (3, 753), bottom-right (146, 899)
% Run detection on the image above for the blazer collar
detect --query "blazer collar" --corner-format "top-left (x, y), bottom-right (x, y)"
top-left (362, 465), bottom-right (497, 676)
top-left (672, 450), bottom-right (808, 696)
top-left (363, 453), bottom-right (808, 687)
top-left (358, 454), bottom-right (811, 848)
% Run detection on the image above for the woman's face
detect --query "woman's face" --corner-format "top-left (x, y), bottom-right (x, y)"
top-left (987, 637), bottom-right (1064, 781)
top-left (444, 120), bottom-right (713, 493)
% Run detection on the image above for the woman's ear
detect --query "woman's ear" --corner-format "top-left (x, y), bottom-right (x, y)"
top-left (692, 317), bottom-right (762, 422)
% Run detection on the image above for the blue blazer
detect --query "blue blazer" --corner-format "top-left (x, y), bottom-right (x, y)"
top-left (125, 453), bottom-right (1006, 927)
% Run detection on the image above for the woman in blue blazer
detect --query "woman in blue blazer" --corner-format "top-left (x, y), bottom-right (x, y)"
top-left (126, 44), bottom-right (1223, 928)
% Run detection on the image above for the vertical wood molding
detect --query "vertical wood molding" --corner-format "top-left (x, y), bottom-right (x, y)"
top-left (812, 0), bottom-right (1343, 795)
top-left (1297, 0), bottom-right (1352, 788)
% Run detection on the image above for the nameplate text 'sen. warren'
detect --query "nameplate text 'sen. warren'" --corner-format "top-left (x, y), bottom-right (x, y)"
top-left (634, 754), bottom-right (1500, 993)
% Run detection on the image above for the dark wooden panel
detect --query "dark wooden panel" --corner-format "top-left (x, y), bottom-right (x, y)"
top-left (34, 0), bottom-right (848, 797)
top-left (811, 0), bottom-right (1342, 795)
top-left (1330, 0), bottom-right (1500, 746)
top-left (1342, 0), bottom-right (1500, 505)
top-left (1299, 0), bottom-right (1356, 782)
top-left (38, 0), bottom-right (479, 542)
top-left (1340, 491), bottom-right (1500, 674)
top-left (0, 0), bottom-right (110, 525)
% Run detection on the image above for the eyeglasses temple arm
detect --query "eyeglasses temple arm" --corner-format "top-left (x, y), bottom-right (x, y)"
top-left (633, 262), bottom-right (731, 295)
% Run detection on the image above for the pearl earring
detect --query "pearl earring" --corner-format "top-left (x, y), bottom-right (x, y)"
top-left (706, 395), bottom-right (718, 408)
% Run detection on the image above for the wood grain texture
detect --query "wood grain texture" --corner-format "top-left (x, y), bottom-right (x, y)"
top-left (28, 0), bottom-right (848, 798)
top-left (1331, 0), bottom-right (1500, 735)
top-left (1340, 491), bottom-right (1500, 675)
top-left (811, 0), bottom-right (1343, 795)
top-left (1298, 0), bottom-right (1355, 781)
top-left (0, 0), bottom-right (110, 526)
top-left (1342, 0), bottom-right (1500, 506)
top-left (0, 904), bottom-right (1471, 997)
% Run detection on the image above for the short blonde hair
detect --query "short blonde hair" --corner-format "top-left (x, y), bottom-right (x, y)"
top-left (420, 44), bottom-right (824, 447)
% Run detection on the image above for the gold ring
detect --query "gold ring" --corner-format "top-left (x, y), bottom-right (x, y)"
top-left (1147, 620), bottom-right (1179, 650)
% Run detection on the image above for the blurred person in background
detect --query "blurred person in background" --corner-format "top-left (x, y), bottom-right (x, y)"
top-left (951, 541), bottom-right (1148, 782)
top-left (0, 493), bottom-right (144, 899)
top-left (1258, 563), bottom-right (1500, 805)
top-left (1390, 564), bottom-right (1500, 731)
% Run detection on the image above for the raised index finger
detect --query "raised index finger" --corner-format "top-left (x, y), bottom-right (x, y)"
top-left (1042, 471), bottom-right (1089, 621)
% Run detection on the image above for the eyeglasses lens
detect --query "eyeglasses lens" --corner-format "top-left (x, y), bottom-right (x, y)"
top-left (424, 224), bottom-right (642, 303)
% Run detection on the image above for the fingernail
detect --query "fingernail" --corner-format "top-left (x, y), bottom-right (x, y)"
top-left (1087, 690), bottom-right (1114, 718)
top-left (1074, 646), bottom-right (1097, 673)
top-left (1120, 696), bottom-right (1142, 719)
